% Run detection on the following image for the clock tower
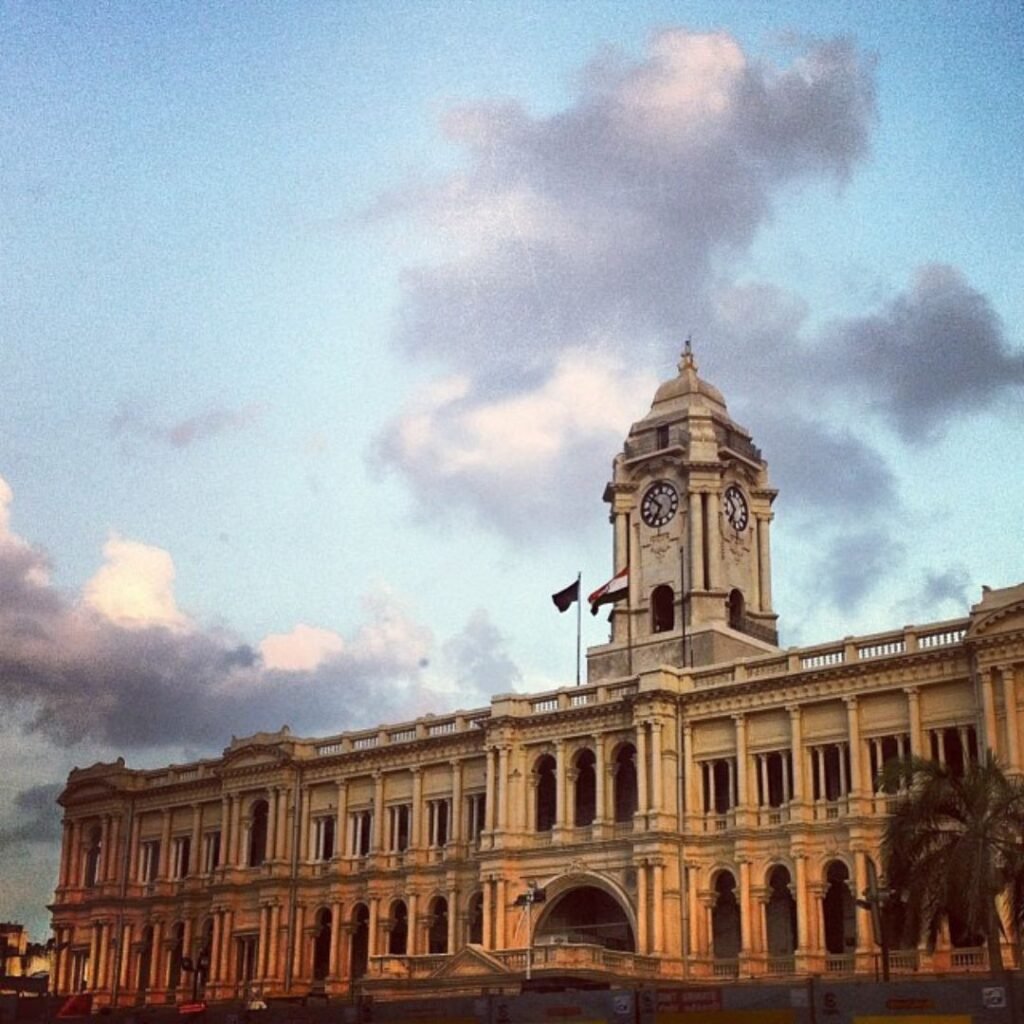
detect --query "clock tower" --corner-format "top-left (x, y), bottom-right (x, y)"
top-left (587, 342), bottom-right (780, 680)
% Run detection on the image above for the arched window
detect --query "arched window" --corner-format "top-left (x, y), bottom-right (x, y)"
top-left (712, 872), bottom-right (741, 959)
top-left (651, 585), bottom-right (675, 633)
top-left (388, 900), bottom-right (408, 955)
top-left (248, 799), bottom-right (269, 867)
top-left (350, 905), bottom-right (370, 979)
top-left (312, 908), bottom-right (332, 980)
top-left (83, 825), bottom-right (102, 888)
top-left (728, 589), bottom-right (744, 630)
top-left (823, 861), bottom-right (856, 954)
top-left (613, 744), bottom-right (638, 822)
top-left (428, 896), bottom-right (448, 954)
top-left (467, 892), bottom-right (484, 945)
top-left (573, 749), bottom-right (596, 826)
top-left (535, 755), bottom-right (557, 832)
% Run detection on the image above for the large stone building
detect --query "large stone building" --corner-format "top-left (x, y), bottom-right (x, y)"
top-left (50, 348), bottom-right (1024, 1005)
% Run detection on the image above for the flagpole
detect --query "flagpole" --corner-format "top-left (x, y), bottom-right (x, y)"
top-left (575, 571), bottom-right (582, 687)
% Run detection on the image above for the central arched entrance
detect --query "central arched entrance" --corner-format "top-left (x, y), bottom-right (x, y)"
top-left (533, 885), bottom-right (635, 951)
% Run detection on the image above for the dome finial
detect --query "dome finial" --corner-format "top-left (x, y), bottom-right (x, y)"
top-left (679, 334), bottom-right (697, 373)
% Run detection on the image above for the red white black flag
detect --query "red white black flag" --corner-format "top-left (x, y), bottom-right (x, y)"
top-left (551, 579), bottom-right (580, 613)
top-left (588, 567), bottom-right (628, 615)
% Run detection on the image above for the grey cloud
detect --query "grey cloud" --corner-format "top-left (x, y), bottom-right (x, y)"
top-left (112, 402), bottom-right (265, 449)
top-left (441, 609), bottom-right (523, 696)
top-left (375, 30), bottom-right (876, 384)
top-left (823, 528), bottom-right (906, 612)
top-left (0, 541), bottom-right (437, 752)
top-left (748, 411), bottom-right (898, 515)
top-left (821, 265), bottom-right (1024, 441)
top-left (0, 783), bottom-right (62, 848)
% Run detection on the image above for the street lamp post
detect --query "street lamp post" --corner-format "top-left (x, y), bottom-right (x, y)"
top-left (514, 882), bottom-right (547, 982)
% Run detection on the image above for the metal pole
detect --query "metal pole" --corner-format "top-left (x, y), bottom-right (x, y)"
top-left (575, 572), bottom-right (582, 687)
top-left (526, 897), bottom-right (532, 981)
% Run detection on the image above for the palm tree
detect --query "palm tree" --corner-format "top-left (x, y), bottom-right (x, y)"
top-left (880, 753), bottom-right (1024, 974)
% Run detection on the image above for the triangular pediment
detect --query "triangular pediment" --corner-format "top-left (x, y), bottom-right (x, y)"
top-left (60, 779), bottom-right (120, 806)
top-left (430, 945), bottom-right (511, 979)
top-left (220, 744), bottom-right (289, 772)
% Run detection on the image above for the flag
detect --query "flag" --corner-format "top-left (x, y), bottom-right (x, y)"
top-left (551, 579), bottom-right (580, 613)
top-left (588, 567), bottom-right (628, 615)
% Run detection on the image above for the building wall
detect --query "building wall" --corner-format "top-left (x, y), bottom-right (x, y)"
top-left (50, 589), bottom-right (1024, 1005)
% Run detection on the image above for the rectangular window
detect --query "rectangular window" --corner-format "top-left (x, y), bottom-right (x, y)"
top-left (388, 804), bottom-right (410, 852)
top-left (171, 836), bottom-right (191, 879)
top-left (466, 793), bottom-right (486, 840)
top-left (311, 815), bottom-right (336, 861)
top-left (426, 799), bottom-right (450, 847)
top-left (139, 839), bottom-right (160, 883)
top-left (348, 810), bottom-right (372, 856)
top-left (202, 831), bottom-right (221, 873)
top-left (657, 424), bottom-right (669, 449)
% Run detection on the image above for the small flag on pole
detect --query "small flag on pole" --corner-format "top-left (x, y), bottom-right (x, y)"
top-left (551, 579), bottom-right (580, 612)
top-left (588, 567), bottom-right (629, 615)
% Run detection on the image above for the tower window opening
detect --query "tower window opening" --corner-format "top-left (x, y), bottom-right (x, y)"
top-left (656, 425), bottom-right (669, 449)
top-left (248, 799), bottom-right (269, 866)
top-left (728, 589), bottom-right (745, 630)
top-left (613, 744), bottom-right (638, 821)
top-left (573, 749), bottom-right (596, 826)
top-left (651, 584), bottom-right (675, 633)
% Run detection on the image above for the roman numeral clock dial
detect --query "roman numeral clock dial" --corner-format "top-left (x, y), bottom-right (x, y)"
top-left (640, 481), bottom-right (678, 528)
top-left (723, 485), bottom-right (749, 532)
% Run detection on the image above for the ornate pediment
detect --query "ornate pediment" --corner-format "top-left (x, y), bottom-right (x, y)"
top-left (430, 944), bottom-right (510, 979)
top-left (967, 584), bottom-right (1024, 640)
top-left (219, 745), bottom-right (289, 773)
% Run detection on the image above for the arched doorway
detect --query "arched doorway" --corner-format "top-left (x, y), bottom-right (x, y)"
top-left (312, 907), bottom-right (332, 981)
top-left (728, 589), bottom-right (744, 630)
top-left (427, 896), bottom-right (448, 954)
top-left (350, 905), bottom-right (369, 979)
top-left (534, 885), bottom-right (634, 951)
top-left (712, 872), bottom-right (741, 959)
top-left (823, 861), bottom-right (856, 955)
top-left (574, 749), bottom-right (596, 826)
top-left (765, 866), bottom-right (797, 955)
top-left (388, 900), bottom-right (408, 955)
top-left (613, 744), bottom-right (637, 822)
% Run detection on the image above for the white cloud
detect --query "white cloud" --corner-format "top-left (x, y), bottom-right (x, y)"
top-left (83, 534), bottom-right (189, 632)
top-left (259, 624), bottom-right (346, 672)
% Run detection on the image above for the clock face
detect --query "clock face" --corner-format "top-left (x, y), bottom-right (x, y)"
top-left (723, 485), bottom-right (749, 532)
top-left (641, 481), bottom-right (679, 528)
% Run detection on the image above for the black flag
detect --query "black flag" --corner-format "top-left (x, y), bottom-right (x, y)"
top-left (551, 579), bottom-right (580, 612)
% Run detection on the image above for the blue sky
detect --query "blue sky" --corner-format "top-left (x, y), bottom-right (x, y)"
top-left (2, 2), bottom-right (1022, 937)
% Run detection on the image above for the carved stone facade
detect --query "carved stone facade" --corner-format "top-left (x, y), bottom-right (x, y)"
top-left (50, 355), bottom-right (1024, 1003)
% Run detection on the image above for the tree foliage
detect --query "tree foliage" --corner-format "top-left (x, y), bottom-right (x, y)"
top-left (880, 754), bottom-right (1024, 973)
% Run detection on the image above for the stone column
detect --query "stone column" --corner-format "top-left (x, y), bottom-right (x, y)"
top-left (231, 796), bottom-right (243, 867)
top-left (495, 879), bottom-right (506, 948)
top-left (652, 861), bottom-right (664, 953)
top-left (635, 724), bottom-right (649, 824)
top-left (593, 735), bottom-right (606, 826)
top-left (794, 855), bottom-right (809, 953)
top-left (845, 698), bottom-right (863, 807)
top-left (683, 723), bottom-right (696, 819)
top-left (372, 773), bottom-right (384, 853)
top-left (788, 707), bottom-right (804, 811)
top-left (853, 850), bottom-right (871, 955)
top-left (328, 901), bottom-right (342, 979)
top-left (636, 861), bottom-right (648, 955)
top-left (757, 514), bottom-right (773, 613)
top-left (220, 910), bottom-right (234, 985)
top-left (1004, 665), bottom-right (1021, 771)
top-left (334, 781), bottom-right (348, 860)
top-left (209, 913), bottom-right (222, 984)
top-left (450, 760), bottom-right (463, 844)
top-left (482, 880), bottom-right (492, 950)
top-left (981, 668), bottom-right (998, 756)
top-left (410, 767), bottom-right (423, 850)
top-left (257, 905), bottom-right (269, 980)
top-left (150, 920), bottom-right (163, 993)
top-left (484, 750), bottom-right (496, 835)
top-left (650, 720), bottom-right (664, 817)
top-left (686, 865), bottom-right (699, 959)
top-left (159, 809), bottom-right (172, 880)
top-left (738, 860), bottom-right (751, 954)
top-left (689, 492), bottom-right (705, 591)
top-left (219, 797), bottom-right (231, 870)
top-left (497, 748), bottom-right (509, 833)
top-left (706, 489), bottom-right (722, 591)
top-left (554, 739), bottom-right (567, 834)
top-left (905, 688), bottom-right (922, 757)
top-left (266, 789), bottom-right (278, 863)
top-left (733, 715), bottom-right (748, 818)
top-left (406, 893), bottom-right (418, 956)
top-left (299, 788), bottom-right (312, 862)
